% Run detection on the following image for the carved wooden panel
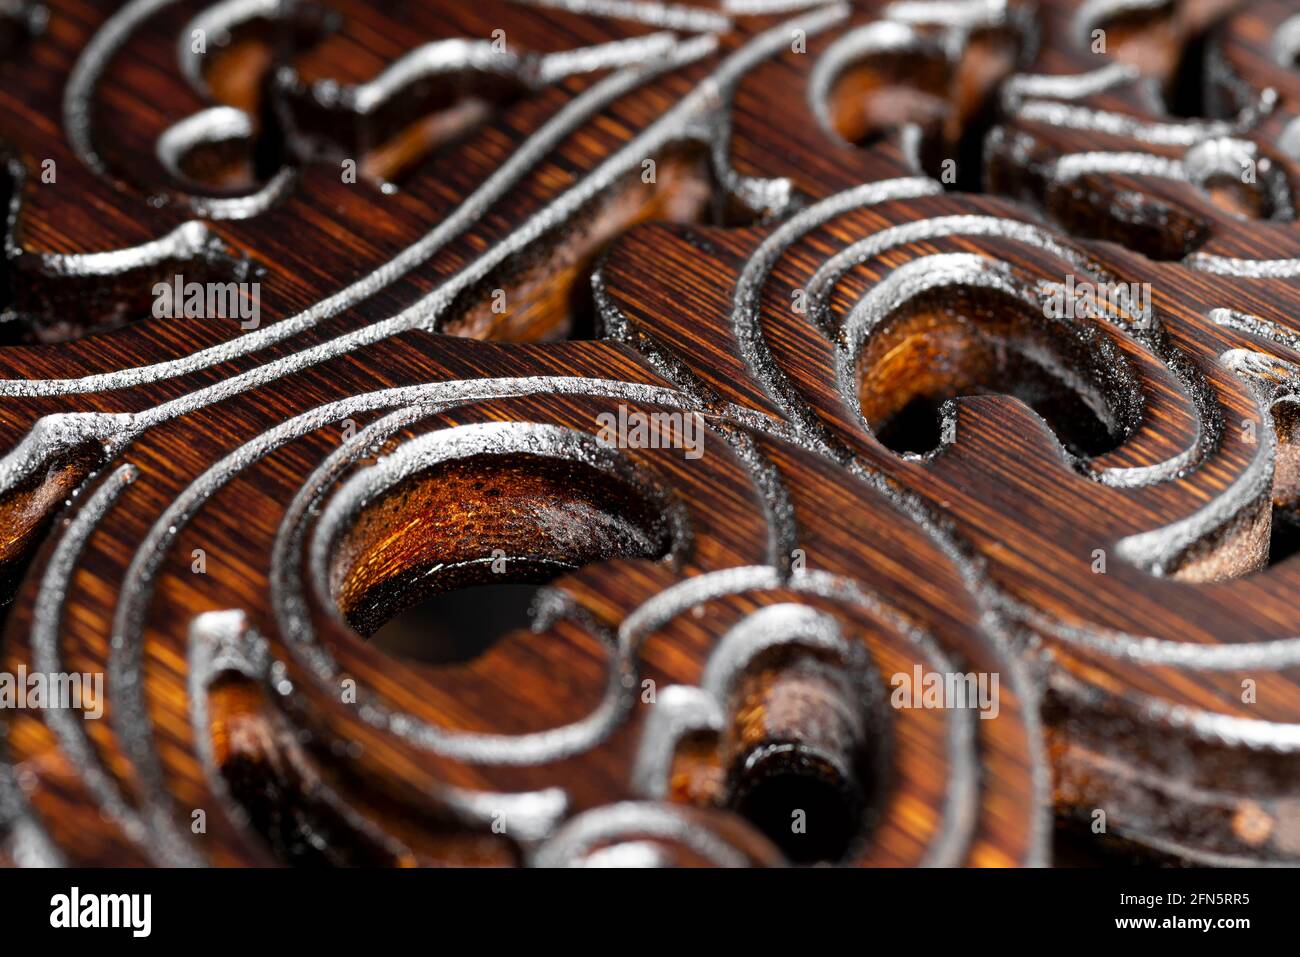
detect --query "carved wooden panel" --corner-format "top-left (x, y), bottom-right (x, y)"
top-left (1, 0), bottom-right (1299, 868)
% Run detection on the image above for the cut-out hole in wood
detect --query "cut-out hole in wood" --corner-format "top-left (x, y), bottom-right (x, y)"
top-left (208, 673), bottom-right (406, 866)
top-left (723, 646), bottom-right (875, 865)
top-left (331, 451), bottom-right (674, 644)
top-left (369, 580), bottom-right (545, 665)
top-left (443, 146), bottom-right (715, 342)
top-left (857, 286), bottom-right (1130, 459)
top-left (1086, 0), bottom-right (1240, 118)
top-left (820, 25), bottom-right (1022, 191)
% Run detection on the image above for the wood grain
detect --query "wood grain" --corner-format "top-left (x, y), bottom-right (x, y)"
top-left (0, 0), bottom-right (1298, 868)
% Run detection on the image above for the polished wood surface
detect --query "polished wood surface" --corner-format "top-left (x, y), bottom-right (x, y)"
top-left (0, 0), bottom-right (1299, 867)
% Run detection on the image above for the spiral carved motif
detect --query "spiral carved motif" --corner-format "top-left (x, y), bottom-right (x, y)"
top-left (0, 0), bottom-right (1299, 868)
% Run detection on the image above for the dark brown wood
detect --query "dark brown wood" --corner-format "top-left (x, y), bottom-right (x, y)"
top-left (0, 0), bottom-right (1298, 868)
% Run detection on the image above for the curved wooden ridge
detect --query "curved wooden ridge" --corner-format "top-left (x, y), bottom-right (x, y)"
top-left (0, 0), bottom-right (1299, 867)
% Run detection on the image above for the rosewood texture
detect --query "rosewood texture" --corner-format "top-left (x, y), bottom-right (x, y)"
top-left (0, 0), bottom-right (1299, 868)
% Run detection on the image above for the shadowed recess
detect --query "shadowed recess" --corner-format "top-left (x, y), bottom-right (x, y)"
top-left (856, 286), bottom-right (1133, 458)
top-left (1085, 0), bottom-right (1241, 119)
top-left (820, 24), bottom-right (1024, 191)
top-left (440, 145), bottom-right (717, 343)
top-left (723, 645), bottom-right (877, 865)
top-left (208, 673), bottom-right (404, 866)
top-left (166, 3), bottom-right (339, 191)
top-left (370, 581), bottom-right (545, 665)
top-left (330, 451), bottom-right (674, 660)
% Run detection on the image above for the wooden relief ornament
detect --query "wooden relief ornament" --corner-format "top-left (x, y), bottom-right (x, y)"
top-left (0, 0), bottom-right (1298, 868)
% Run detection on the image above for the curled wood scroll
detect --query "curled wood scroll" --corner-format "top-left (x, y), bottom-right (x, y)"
top-left (0, 0), bottom-right (1298, 868)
